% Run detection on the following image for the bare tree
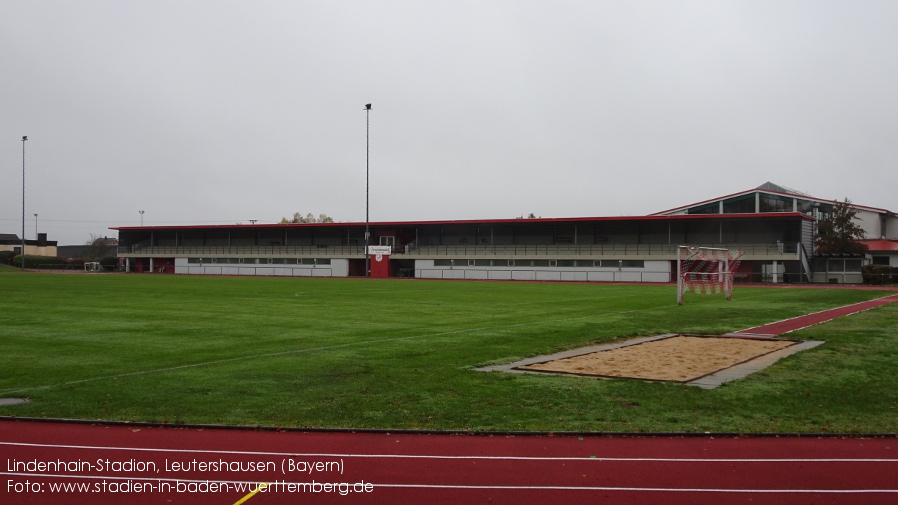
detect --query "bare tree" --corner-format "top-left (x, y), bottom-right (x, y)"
top-left (280, 212), bottom-right (335, 224)
top-left (84, 234), bottom-right (112, 260)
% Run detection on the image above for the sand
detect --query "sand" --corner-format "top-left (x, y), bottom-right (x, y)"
top-left (518, 335), bottom-right (796, 382)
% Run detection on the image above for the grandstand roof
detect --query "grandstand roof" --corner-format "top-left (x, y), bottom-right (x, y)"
top-left (111, 212), bottom-right (813, 234)
top-left (653, 182), bottom-right (894, 216)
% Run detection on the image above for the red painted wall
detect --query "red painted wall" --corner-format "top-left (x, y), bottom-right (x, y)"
top-left (369, 253), bottom-right (391, 278)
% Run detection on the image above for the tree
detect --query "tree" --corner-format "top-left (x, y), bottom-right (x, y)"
top-left (84, 234), bottom-right (113, 260)
top-left (280, 212), bottom-right (335, 224)
top-left (815, 198), bottom-right (868, 255)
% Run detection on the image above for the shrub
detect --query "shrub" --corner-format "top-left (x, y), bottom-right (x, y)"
top-left (99, 256), bottom-right (118, 269)
top-left (0, 251), bottom-right (16, 265)
top-left (862, 264), bottom-right (898, 285)
top-left (13, 254), bottom-right (73, 270)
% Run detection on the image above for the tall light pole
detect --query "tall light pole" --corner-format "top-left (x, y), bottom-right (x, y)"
top-left (21, 136), bottom-right (27, 269)
top-left (364, 104), bottom-right (371, 277)
top-left (34, 214), bottom-right (38, 239)
top-left (139, 210), bottom-right (145, 227)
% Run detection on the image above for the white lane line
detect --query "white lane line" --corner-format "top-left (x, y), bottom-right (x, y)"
top-left (3, 441), bottom-right (897, 463)
top-left (0, 472), bottom-right (895, 494)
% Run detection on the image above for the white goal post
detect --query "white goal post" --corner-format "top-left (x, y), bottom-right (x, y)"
top-left (677, 246), bottom-right (744, 305)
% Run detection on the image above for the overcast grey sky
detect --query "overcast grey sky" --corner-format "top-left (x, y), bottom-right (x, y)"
top-left (3, 0), bottom-right (897, 245)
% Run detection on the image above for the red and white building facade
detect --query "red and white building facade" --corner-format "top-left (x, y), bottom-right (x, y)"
top-left (113, 183), bottom-right (896, 284)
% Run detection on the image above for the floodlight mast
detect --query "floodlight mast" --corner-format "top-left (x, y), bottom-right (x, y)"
top-left (21, 136), bottom-right (27, 270)
top-left (364, 103), bottom-right (371, 277)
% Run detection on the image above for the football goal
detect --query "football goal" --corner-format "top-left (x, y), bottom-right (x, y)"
top-left (677, 246), bottom-right (744, 305)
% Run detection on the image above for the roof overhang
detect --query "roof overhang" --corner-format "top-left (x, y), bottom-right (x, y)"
top-left (111, 212), bottom-right (814, 234)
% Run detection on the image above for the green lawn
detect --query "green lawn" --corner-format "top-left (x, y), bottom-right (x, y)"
top-left (1, 271), bottom-right (896, 434)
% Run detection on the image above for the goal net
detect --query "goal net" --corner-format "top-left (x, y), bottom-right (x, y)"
top-left (677, 246), bottom-right (744, 305)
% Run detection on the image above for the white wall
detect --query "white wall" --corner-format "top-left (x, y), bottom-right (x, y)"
top-left (174, 258), bottom-right (349, 277)
top-left (415, 260), bottom-right (670, 283)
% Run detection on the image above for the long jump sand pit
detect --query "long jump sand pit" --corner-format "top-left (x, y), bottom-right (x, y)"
top-left (519, 335), bottom-right (796, 382)
top-left (478, 334), bottom-right (825, 388)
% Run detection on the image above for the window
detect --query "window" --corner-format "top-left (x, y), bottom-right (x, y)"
top-left (872, 256), bottom-right (890, 265)
top-left (759, 193), bottom-right (793, 213)
top-left (827, 259), bottom-right (863, 272)
top-left (722, 196), bottom-right (755, 214)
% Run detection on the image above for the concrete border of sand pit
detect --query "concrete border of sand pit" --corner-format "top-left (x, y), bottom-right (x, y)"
top-left (475, 334), bottom-right (824, 389)
top-left (0, 398), bottom-right (29, 406)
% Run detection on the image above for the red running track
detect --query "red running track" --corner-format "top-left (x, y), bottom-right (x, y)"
top-left (732, 293), bottom-right (898, 337)
top-left (2, 419), bottom-right (897, 505)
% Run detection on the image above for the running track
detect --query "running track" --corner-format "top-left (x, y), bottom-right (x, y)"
top-left (2, 420), bottom-right (897, 505)
top-left (3, 293), bottom-right (897, 504)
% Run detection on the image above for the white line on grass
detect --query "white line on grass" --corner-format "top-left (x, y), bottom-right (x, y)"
top-left (0, 305), bottom-right (666, 396)
top-left (0, 328), bottom-right (487, 395)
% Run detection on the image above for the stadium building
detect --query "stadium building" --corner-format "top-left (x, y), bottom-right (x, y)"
top-left (113, 183), bottom-right (897, 284)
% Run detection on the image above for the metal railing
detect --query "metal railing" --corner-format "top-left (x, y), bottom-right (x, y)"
top-left (182, 266), bottom-right (334, 277)
top-left (119, 242), bottom-right (801, 259)
top-left (416, 268), bottom-right (671, 283)
top-left (119, 245), bottom-right (366, 256)
top-left (409, 242), bottom-right (799, 257)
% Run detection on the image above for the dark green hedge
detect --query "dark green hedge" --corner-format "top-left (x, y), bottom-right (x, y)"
top-left (12, 254), bottom-right (75, 269)
top-left (862, 264), bottom-right (898, 285)
top-left (0, 251), bottom-right (16, 265)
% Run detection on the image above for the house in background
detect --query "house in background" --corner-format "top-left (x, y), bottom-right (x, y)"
top-left (0, 233), bottom-right (58, 257)
top-left (58, 236), bottom-right (119, 260)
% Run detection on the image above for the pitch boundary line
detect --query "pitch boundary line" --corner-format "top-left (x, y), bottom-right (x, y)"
top-left (0, 304), bottom-right (666, 396)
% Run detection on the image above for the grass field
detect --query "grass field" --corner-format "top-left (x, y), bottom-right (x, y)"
top-left (1, 269), bottom-right (896, 434)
